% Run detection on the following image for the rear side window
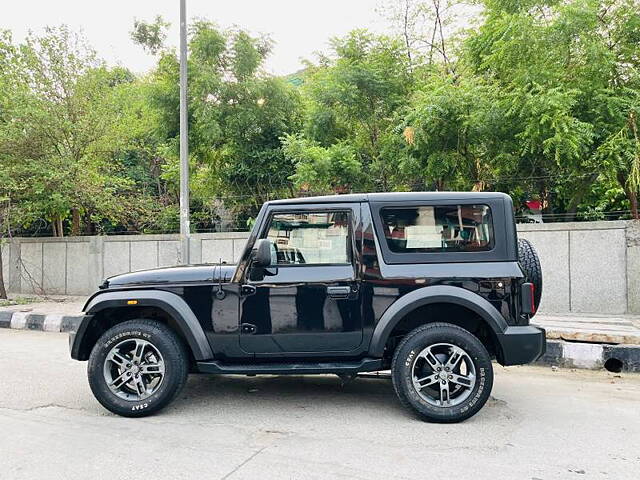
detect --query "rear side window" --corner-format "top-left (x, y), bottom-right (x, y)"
top-left (380, 205), bottom-right (493, 253)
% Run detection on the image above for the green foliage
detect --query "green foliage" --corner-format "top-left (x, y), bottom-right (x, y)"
top-left (282, 134), bottom-right (362, 192)
top-left (461, 0), bottom-right (640, 216)
top-left (298, 30), bottom-right (414, 191)
top-left (3, 0), bottom-right (640, 242)
top-left (148, 22), bottom-right (303, 220)
top-left (0, 26), bottom-right (152, 235)
top-left (0, 296), bottom-right (39, 307)
top-left (399, 76), bottom-right (512, 191)
top-left (130, 16), bottom-right (170, 55)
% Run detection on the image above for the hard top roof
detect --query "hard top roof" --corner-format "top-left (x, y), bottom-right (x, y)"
top-left (267, 191), bottom-right (510, 206)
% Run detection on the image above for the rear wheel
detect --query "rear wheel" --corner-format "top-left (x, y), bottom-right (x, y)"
top-left (391, 323), bottom-right (493, 423)
top-left (87, 319), bottom-right (188, 417)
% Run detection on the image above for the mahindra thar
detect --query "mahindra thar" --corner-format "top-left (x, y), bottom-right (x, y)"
top-left (70, 192), bottom-right (545, 422)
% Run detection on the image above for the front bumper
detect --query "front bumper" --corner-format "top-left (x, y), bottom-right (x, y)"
top-left (496, 325), bottom-right (546, 366)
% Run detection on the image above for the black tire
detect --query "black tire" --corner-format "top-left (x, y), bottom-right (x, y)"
top-left (391, 323), bottom-right (493, 423)
top-left (518, 237), bottom-right (543, 311)
top-left (87, 319), bottom-right (189, 417)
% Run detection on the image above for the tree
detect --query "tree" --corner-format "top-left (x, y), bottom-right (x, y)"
top-left (282, 135), bottom-right (362, 192)
top-left (130, 15), bottom-right (170, 55)
top-left (140, 22), bottom-right (303, 223)
top-left (291, 30), bottom-right (413, 193)
top-left (399, 76), bottom-right (512, 191)
top-left (2, 1), bottom-right (640, 241)
top-left (463, 0), bottom-right (640, 218)
top-left (0, 27), bottom-right (148, 236)
top-left (379, 0), bottom-right (478, 72)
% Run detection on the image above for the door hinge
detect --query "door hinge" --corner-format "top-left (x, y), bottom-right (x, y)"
top-left (241, 284), bottom-right (257, 296)
top-left (241, 323), bottom-right (257, 334)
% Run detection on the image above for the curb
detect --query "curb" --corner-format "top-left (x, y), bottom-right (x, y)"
top-left (0, 310), bottom-right (82, 333)
top-left (535, 339), bottom-right (640, 373)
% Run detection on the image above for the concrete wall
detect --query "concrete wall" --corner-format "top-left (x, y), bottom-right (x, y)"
top-left (3, 232), bottom-right (250, 297)
top-left (3, 221), bottom-right (639, 315)
top-left (517, 221), bottom-right (639, 315)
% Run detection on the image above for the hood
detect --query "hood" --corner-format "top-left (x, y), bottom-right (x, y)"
top-left (103, 264), bottom-right (236, 288)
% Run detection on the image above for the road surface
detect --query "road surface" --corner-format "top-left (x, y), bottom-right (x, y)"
top-left (0, 329), bottom-right (639, 479)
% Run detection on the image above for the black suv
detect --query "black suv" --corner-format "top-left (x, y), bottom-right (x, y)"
top-left (70, 192), bottom-right (545, 422)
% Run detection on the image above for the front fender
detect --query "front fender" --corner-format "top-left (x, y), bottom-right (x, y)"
top-left (72, 290), bottom-right (213, 361)
top-left (368, 285), bottom-right (508, 357)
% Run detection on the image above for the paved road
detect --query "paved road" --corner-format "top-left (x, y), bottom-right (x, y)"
top-left (1, 329), bottom-right (639, 480)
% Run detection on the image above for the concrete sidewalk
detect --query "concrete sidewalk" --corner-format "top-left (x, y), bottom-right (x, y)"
top-left (532, 314), bottom-right (640, 372)
top-left (2, 295), bottom-right (640, 371)
top-left (0, 295), bottom-right (85, 332)
top-left (1, 295), bottom-right (85, 315)
top-left (534, 313), bottom-right (640, 345)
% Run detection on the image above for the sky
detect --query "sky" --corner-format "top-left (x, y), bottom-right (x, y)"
top-left (1, 0), bottom-right (389, 75)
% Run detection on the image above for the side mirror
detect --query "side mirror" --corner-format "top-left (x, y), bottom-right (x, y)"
top-left (252, 238), bottom-right (272, 267)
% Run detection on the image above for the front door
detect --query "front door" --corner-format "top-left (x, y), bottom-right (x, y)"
top-left (240, 207), bottom-right (362, 355)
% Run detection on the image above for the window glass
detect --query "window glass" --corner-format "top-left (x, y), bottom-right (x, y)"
top-left (380, 205), bottom-right (492, 253)
top-left (265, 211), bottom-right (350, 265)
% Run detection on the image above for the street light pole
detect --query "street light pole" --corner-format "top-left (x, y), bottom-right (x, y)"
top-left (179, 0), bottom-right (190, 264)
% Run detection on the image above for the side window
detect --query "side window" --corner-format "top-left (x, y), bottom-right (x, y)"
top-left (380, 205), bottom-right (493, 253)
top-left (264, 211), bottom-right (350, 265)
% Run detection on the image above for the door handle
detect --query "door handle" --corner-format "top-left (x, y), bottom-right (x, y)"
top-left (327, 286), bottom-right (352, 299)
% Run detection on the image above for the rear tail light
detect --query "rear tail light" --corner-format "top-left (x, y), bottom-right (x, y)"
top-left (521, 282), bottom-right (536, 314)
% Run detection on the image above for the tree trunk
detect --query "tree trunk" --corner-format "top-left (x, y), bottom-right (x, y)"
top-left (564, 206), bottom-right (578, 222)
top-left (56, 217), bottom-right (64, 237)
top-left (84, 212), bottom-right (95, 235)
top-left (402, 0), bottom-right (412, 68)
top-left (617, 171), bottom-right (639, 219)
top-left (0, 244), bottom-right (7, 299)
top-left (629, 190), bottom-right (639, 220)
top-left (472, 158), bottom-right (485, 192)
top-left (71, 208), bottom-right (81, 236)
top-left (540, 183), bottom-right (551, 216)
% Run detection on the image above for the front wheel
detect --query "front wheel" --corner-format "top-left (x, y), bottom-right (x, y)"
top-left (391, 323), bottom-right (493, 423)
top-left (87, 319), bottom-right (189, 417)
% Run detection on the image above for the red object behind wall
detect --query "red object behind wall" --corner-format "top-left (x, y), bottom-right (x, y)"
top-left (526, 200), bottom-right (542, 211)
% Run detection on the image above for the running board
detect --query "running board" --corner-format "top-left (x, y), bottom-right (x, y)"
top-left (196, 358), bottom-right (384, 375)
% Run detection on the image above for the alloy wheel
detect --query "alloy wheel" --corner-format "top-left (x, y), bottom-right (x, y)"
top-left (411, 343), bottom-right (476, 407)
top-left (103, 338), bottom-right (165, 401)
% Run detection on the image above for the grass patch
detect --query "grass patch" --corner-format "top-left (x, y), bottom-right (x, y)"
top-left (0, 296), bottom-right (39, 307)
